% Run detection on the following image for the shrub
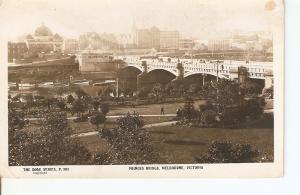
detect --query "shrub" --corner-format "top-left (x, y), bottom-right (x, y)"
top-left (194, 141), bottom-right (260, 163)
top-left (180, 96), bottom-right (198, 121)
top-left (89, 111), bottom-right (106, 130)
top-left (94, 113), bottom-right (162, 164)
top-left (73, 114), bottom-right (89, 123)
top-left (200, 110), bottom-right (217, 127)
top-left (100, 103), bottom-right (110, 116)
top-left (9, 111), bottom-right (92, 165)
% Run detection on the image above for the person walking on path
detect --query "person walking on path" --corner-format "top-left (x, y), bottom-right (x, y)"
top-left (160, 106), bottom-right (165, 115)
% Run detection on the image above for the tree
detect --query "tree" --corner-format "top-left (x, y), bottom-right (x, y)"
top-left (262, 86), bottom-right (273, 99)
top-left (149, 83), bottom-right (164, 102)
top-left (164, 82), bottom-right (177, 96)
top-left (23, 94), bottom-right (35, 112)
top-left (188, 83), bottom-right (200, 94)
top-left (67, 94), bottom-right (75, 104)
top-left (200, 110), bottom-right (217, 127)
top-left (8, 110), bottom-right (91, 165)
top-left (122, 87), bottom-right (133, 97)
top-left (101, 86), bottom-right (113, 97)
top-left (241, 98), bottom-right (264, 120)
top-left (194, 141), bottom-right (260, 163)
top-left (71, 99), bottom-right (86, 117)
top-left (8, 109), bottom-right (30, 165)
top-left (117, 112), bottom-right (144, 130)
top-left (240, 80), bottom-right (263, 97)
top-left (75, 88), bottom-right (87, 99)
top-left (90, 111), bottom-right (106, 131)
top-left (180, 96), bottom-right (198, 121)
top-left (46, 98), bottom-right (59, 110)
top-left (95, 113), bottom-right (162, 164)
top-left (100, 103), bottom-right (110, 116)
top-left (215, 79), bottom-right (241, 111)
top-left (92, 99), bottom-right (100, 111)
top-left (56, 100), bottom-right (66, 111)
top-left (136, 87), bottom-right (150, 99)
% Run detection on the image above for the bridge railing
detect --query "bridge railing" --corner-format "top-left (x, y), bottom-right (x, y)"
top-left (122, 58), bottom-right (272, 79)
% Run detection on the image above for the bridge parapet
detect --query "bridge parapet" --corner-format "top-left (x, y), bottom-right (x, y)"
top-left (120, 57), bottom-right (273, 80)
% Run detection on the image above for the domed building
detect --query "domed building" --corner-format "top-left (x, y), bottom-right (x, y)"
top-left (24, 22), bottom-right (63, 55)
top-left (35, 22), bottom-right (53, 37)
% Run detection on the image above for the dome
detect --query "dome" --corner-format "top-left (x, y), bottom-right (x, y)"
top-left (25, 34), bottom-right (33, 39)
top-left (53, 33), bottom-right (63, 41)
top-left (34, 23), bottom-right (53, 37)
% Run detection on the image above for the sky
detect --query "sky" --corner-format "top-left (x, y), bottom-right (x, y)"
top-left (0, 0), bottom-right (281, 40)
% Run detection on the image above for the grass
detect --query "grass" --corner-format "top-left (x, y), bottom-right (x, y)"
top-left (25, 115), bottom-right (174, 134)
top-left (77, 125), bottom-right (273, 164)
top-left (108, 100), bottom-right (207, 116)
top-left (20, 99), bottom-right (274, 164)
top-left (76, 135), bottom-right (109, 155)
top-left (148, 125), bottom-right (274, 164)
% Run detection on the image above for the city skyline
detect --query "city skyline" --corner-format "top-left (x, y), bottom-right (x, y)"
top-left (0, 0), bottom-right (277, 40)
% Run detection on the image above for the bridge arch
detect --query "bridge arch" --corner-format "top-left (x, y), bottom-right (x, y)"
top-left (147, 68), bottom-right (178, 77)
top-left (125, 64), bottom-right (144, 72)
top-left (184, 71), bottom-right (229, 79)
top-left (118, 66), bottom-right (142, 93)
top-left (142, 69), bottom-right (176, 87)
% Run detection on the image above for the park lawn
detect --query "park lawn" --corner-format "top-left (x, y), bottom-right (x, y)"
top-left (69, 116), bottom-right (174, 134)
top-left (108, 100), bottom-right (206, 116)
top-left (77, 125), bottom-right (273, 164)
top-left (24, 115), bottom-right (174, 135)
top-left (148, 126), bottom-right (274, 164)
top-left (69, 120), bottom-right (117, 134)
top-left (77, 135), bottom-right (110, 155)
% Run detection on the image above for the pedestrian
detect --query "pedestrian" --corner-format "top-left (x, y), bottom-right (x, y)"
top-left (160, 106), bottom-right (164, 115)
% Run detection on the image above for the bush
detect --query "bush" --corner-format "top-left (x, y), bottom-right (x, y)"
top-left (262, 86), bottom-right (273, 99)
top-left (89, 111), bottom-right (106, 130)
top-left (94, 113), bottom-right (163, 164)
top-left (194, 141), bottom-right (260, 163)
top-left (136, 87), bottom-right (150, 99)
top-left (180, 96), bottom-right (198, 121)
top-left (199, 110), bottom-right (217, 127)
top-left (220, 106), bottom-right (244, 127)
top-left (73, 114), bottom-right (89, 123)
top-left (9, 111), bottom-right (92, 165)
top-left (100, 103), bottom-right (110, 116)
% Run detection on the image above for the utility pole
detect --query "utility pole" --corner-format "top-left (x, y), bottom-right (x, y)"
top-left (202, 73), bottom-right (205, 88)
top-left (116, 63), bottom-right (119, 98)
top-left (216, 63), bottom-right (219, 114)
top-left (215, 60), bottom-right (222, 114)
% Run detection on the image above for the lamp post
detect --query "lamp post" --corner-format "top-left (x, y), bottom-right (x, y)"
top-left (214, 60), bottom-right (223, 114)
top-left (116, 63), bottom-right (119, 98)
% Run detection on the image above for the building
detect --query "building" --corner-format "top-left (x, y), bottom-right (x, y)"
top-left (77, 52), bottom-right (115, 72)
top-left (208, 39), bottom-right (231, 51)
top-left (79, 32), bottom-right (119, 51)
top-left (116, 34), bottom-right (136, 49)
top-left (24, 23), bottom-right (63, 55)
top-left (159, 31), bottom-right (179, 50)
top-left (62, 38), bottom-right (79, 54)
top-left (135, 26), bottom-right (160, 49)
top-left (8, 42), bottom-right (28, 62)
top-left (179, 38), bottom-right (195, 50)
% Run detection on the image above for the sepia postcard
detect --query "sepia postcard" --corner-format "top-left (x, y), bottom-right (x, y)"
top-left (0, 0), bottom-right (284, 178)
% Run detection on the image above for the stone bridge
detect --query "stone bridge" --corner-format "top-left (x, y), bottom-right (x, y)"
top-left (116, 56), bottom-right (274, 89)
